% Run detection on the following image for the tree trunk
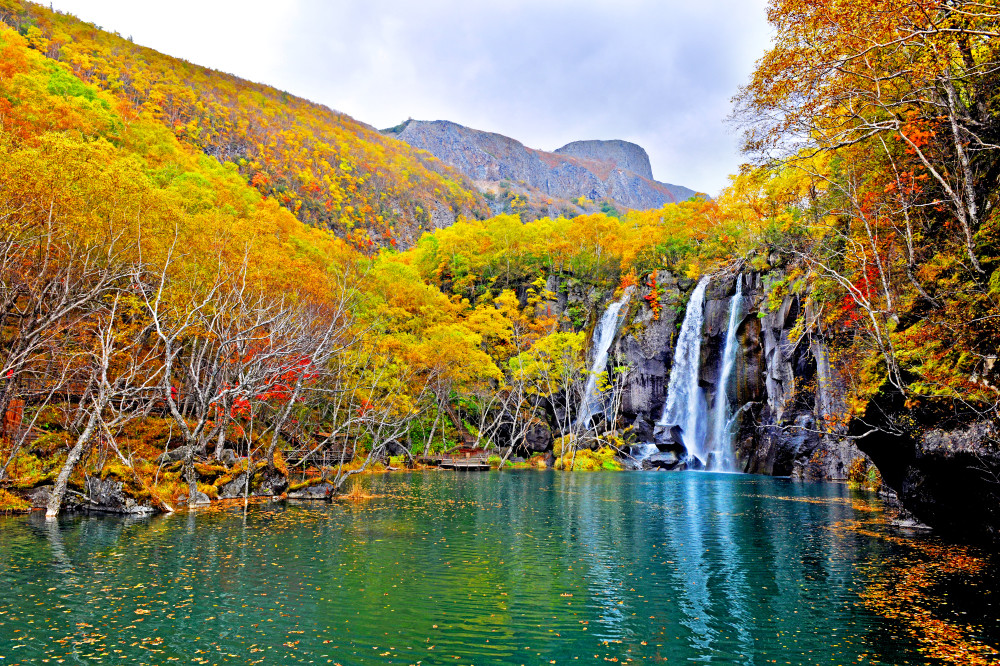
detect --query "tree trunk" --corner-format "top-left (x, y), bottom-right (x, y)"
top-left (214, 418), bottom-right (227, 461)
top-left (46, 409), bottom-right (101, 519)
top-left (183, 441), bottom-right (198, 497)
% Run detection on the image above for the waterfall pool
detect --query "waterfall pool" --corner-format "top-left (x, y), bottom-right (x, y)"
top-left (1, 471), bottom-right (996, 665)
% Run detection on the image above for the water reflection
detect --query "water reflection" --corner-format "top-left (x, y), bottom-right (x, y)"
top-left (0, 471), bottom-right (990, 665)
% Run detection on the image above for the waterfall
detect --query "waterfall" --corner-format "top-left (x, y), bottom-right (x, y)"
top-left (577, 289), bottom-right (633, 430)
top-left (657, 277), bottom-right (710, 465)
top-left (706, 278), bottom-right (743, 472)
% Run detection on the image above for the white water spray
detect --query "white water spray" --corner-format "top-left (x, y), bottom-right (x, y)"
top-left (657, 277), bottom-right (710, 464)
top-left (577, 288), bottom-right (633, 430)
top-left (706, 278), bottom-right (744, 471)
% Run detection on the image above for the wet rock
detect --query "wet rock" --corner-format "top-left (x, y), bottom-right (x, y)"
top-left (734, 271), bottom-right (860, 480)
top-left (84, 477), bottom-right (156, 515)
top-left (642, 451), bottom-right (680, 470)
top-left (614, 270), bottom-right (685, 426)
top-left (523, 423), bottom-right (552, 453)
top-left (287, 482), bottom-right (335, 500)
top-left (860, 419), bottom-right (1000, 543)
top-left (629, 415), bottom-right (654, 443)
top-left (652, 423), bottom-right (685, 449)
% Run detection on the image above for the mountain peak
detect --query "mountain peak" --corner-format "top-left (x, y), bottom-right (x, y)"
top-left (554, 140), bottom-right (654, 181)
top-left (385, 119), bottom-right (698, 216)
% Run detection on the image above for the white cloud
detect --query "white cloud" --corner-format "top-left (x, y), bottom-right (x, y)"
top-left (48, 0), bottom-right (772, 194)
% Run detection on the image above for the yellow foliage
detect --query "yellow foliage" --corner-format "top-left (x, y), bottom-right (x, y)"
top-left (555, 447), bottom-right (623, 472)
top-left (0, 489), bottom-right (30, 513)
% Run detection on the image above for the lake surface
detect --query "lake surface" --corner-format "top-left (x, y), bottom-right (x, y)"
top-left (1, 471), bottom-right (996, 665)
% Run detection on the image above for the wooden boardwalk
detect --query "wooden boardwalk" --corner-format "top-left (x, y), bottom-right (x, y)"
top-left (418, 448), bottom-right (492, 471)
top-left (284, 445), bottom-right (355, 468)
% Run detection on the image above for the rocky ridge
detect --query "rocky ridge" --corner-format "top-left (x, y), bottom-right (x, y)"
top-left (383, 120), bottom-right (700, 216)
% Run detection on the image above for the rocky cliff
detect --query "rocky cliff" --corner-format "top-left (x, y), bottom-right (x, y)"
top-left (555, 140), bottom-right (655, 180)
top-left (516, 263), bottom-right (1000, 543)
top-left (600, 269), bottom-right (862, 479)
top-left (383, 120), bottom-right (699, 215)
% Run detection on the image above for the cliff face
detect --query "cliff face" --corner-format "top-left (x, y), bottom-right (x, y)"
top-left (602, 267), bottom-right (1000, 542)
top-left (724, 272), bottom-right (860, 481)
top-left (554, 140), bottom-right (654, 180)
top-left (385, 120), bottom-right (699, 213)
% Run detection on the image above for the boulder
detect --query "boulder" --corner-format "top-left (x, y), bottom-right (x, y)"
top-left (287, 482), bottom-right (335, 500)
top-left (523, 423), bottom-right (552, 453)
top-left (642, 451), bottom-right (681, 470)
top-left (84, 477), bottom-right (156, 515)
top-left (187, 490), bottom-right (212, 507)
top-left (385, 440), bottom-right (410, 457)
top-left (217, 473), bottom-right (252, 499)
top-left (218, 448), bottom-right (239, 467)
top-left (24, 485), bottom-right (82, 512)
top-left (217, 465), bottom-right (288, 499)
top-left (258, 468), bottom-right (288, 495)
top-left (155, 446), bottom-right (192, 464)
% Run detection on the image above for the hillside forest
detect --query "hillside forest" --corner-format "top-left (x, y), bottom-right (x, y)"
top-left (0, 0), bottom-right (997, 521)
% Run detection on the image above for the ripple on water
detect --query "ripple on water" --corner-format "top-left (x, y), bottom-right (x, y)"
top-left (0, 470), bottom-right (996, 665)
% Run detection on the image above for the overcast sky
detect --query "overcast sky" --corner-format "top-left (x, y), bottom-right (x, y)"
top-left (47, 0), bottom-right (773, 195)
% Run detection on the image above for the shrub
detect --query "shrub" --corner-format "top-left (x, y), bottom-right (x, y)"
top-left (556, 446), bottom-right (623, 471)
top-left (848, 456), bottom-right (882, 492)
top-left (0, 489), bottom-right (30, 513)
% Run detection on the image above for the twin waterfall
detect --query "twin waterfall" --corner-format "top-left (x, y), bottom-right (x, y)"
top-left (656, 275), bottom-right (743, 472)
top-left (583, 276), bottom-right (744, 472)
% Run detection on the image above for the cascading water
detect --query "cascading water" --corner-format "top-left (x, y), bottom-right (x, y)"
top-left (577, 288), bottom-right (633, 430)
top-left (705, 277), bottom-right (744, 471)
top-left (656, 277), bottom-right (710, 464)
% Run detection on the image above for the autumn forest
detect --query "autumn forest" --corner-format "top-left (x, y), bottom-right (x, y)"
top-left (0, 0), bottom-right (996, 519)
top-left (1, 0), bottom-right (1000, 662)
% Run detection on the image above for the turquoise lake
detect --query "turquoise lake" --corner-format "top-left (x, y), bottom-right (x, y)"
top-left (1, 471), bottom-right (994, 665)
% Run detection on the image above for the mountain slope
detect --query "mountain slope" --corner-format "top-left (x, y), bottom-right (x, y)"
top-left (0, 0), bottom-right (487, 251)
top-left (384, 119), bottom-right (700, 216)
